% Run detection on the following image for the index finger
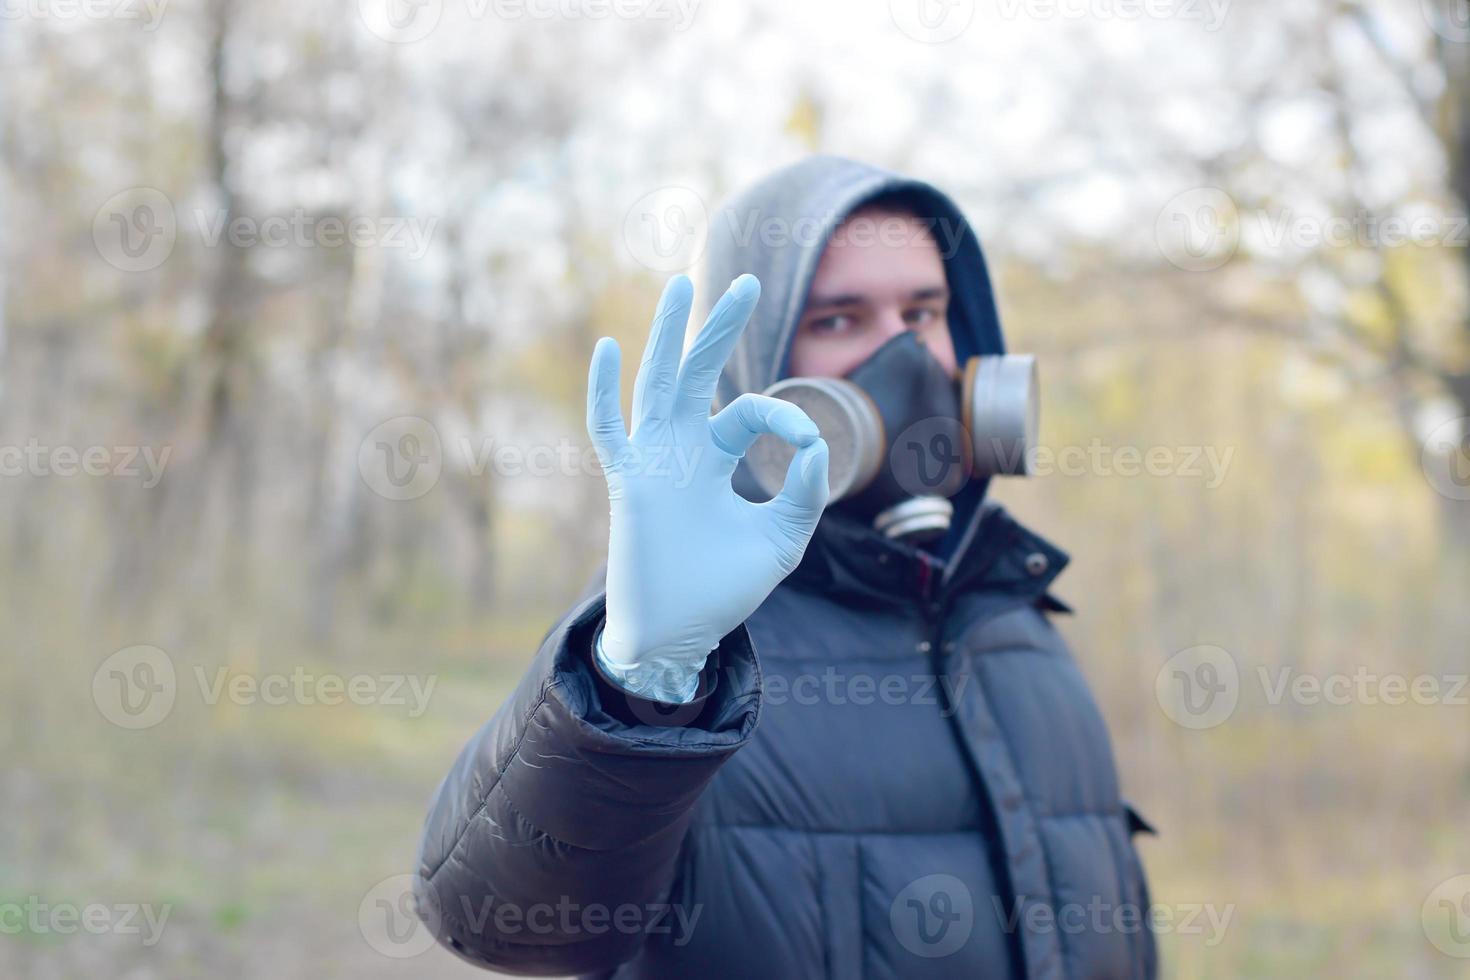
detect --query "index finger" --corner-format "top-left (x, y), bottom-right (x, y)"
top-left (631, 275), bottom-right (695, 433)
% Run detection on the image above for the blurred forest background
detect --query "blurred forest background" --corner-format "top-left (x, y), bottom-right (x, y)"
top-left (3, 0), bottom-right (1470, 976)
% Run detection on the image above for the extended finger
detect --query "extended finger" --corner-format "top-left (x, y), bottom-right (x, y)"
top-left (586, 337), bottom-right (629, 464)
top-left (673, 273), bottom-right (760, 420)
top-left (631, 275), bottom-right (695, 433)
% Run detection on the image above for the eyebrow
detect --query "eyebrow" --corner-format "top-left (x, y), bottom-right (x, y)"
top-left (804, 285), bottom-right (950, 311)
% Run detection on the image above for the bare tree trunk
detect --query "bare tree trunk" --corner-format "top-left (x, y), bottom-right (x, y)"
top-left (197, 0), bottom-right (257, 589)
top-left (125, 0), bottom-right (254, 619)
top-left (442, 218), bottom-right (498, 613)
top-left (1441, 32), bottom-right (1470, 553)
top-left (306, 163), bottom-right (389, 641)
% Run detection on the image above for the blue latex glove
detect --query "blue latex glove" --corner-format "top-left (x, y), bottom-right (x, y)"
top-left (587, 274), bottom-right (830, 704)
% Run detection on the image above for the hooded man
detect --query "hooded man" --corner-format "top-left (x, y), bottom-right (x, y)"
top-left (414, 156), bottom-right (1157, 979)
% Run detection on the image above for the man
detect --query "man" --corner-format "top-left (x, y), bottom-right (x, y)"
top-left (414, 156), bottom-right (1156, 979)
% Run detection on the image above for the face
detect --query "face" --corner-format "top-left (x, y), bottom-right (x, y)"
top-left (787, 206), bottom-right (958, 379)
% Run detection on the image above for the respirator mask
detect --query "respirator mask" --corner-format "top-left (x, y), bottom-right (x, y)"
top-left (745, 332), bottom-right (1039, 543)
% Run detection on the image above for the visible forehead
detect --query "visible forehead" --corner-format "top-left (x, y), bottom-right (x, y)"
top-left (809, 208), bottom-right (946, 294)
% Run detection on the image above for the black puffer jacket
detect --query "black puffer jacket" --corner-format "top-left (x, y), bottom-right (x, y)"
top-left (415, 157), bottom-right (1156, 979)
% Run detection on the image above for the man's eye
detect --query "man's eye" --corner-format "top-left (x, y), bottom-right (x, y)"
top-left (808, 315), bottom-right (855, 335)
top-left (904, 307), bottom-right (938, 326)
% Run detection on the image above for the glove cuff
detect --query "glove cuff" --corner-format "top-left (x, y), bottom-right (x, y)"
top-left (594, 630), bottom-right (705, 703)
top-left (591, 625), bottom-right (722, 727)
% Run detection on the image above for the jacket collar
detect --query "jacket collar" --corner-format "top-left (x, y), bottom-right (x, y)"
top-left (785, 500), bottom-right (1070, 610)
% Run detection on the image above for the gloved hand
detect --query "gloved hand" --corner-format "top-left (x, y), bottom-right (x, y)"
top-left (586, 273), bottom-right (830, 703)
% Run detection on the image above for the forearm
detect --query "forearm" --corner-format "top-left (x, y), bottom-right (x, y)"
top-left (415, 593), bottom-right (760, 974)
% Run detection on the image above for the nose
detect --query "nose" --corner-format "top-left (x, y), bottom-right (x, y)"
top-left (873, 307), bottom-right (908, 342)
